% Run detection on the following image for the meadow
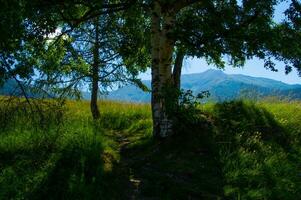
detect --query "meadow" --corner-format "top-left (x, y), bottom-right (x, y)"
top-left (0, 97), bottom-right (300, 199)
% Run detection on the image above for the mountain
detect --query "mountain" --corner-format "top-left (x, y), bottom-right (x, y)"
top-left (0, 79), bottom-right (53, 98)
top-left (0, 79), bottom-right (21, 96)
top-left (2, 70), bottom-right (300, 102)
top-left (107, 69), bottom-right (301, 102)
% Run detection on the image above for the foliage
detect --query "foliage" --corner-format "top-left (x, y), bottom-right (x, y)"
top-left (175, 0), bottom-right (301, 74)
top-left (163, 88), bottom-right (210, 133)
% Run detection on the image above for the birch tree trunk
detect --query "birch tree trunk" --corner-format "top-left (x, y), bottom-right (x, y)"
top-left (151, 1), bottom-right (162, 137)
top-left (158, 12), bottom-right (176, 137)
top-left (151, 1), bottom-right (176, 138)
top-left (90, 19), bottom-right (100, 120)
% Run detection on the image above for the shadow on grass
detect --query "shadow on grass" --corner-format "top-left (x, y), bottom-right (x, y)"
top-left (212, 100), bottom-right (289, 148)
top-left (30, 136), bottom-right (104, 199)
top-left (1, 100), bottom-right (299, 199)
top-left (210, 101), bottom-right (299, 199)
top-left (28, 123), bottom-right (136, 200)
top-left (113, 112), bottom-right (224, 199)
top-left (111, 100), bottom-right (294, 199)
top-left (0, 125), bottom-right (129, 200)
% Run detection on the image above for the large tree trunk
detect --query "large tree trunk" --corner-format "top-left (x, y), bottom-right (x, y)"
top-left (151, 1), bottom-right (162, 138)
top-left (151, 2), bottom-right (176, 138)
top-left (90, 19), bottom-right (100, 120)
top-left (158, 12), bottom-right (176, 138)
top-left (173, 50), bottom-right (185, 91)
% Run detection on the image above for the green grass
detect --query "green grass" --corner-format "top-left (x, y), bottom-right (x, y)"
top-left (205, 100), bottom-right (301, 199)
top-left (0, 97), bottom-right (300, 199)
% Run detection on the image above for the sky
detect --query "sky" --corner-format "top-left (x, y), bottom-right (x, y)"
top-left (139, 1), bottom-right (301, 85)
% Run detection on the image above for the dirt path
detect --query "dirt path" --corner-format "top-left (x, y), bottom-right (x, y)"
top-left (109, 131), bottom-right (224, 200)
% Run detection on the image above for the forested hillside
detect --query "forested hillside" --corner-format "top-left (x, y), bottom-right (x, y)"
top-left (108, 70), bottom-right (301, 102)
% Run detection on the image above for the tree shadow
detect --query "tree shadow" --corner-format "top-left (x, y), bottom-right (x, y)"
top-left (27, 123), bottom-right (138, 200)
top-left (209, 101), bottom-right (298, 199)
top-left (212, 100), bottom-right (289, 148)
top-left (0, 100), bottom-right (295, 199)
top-left (113, 115), bottom-right (224, 199)
top-left (111, 100), bottom-right (292, 200)
top-left (29, 133), bottom-right (106, 199)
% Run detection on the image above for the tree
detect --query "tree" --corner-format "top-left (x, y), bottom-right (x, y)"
top-left (75, 10), bottom-right (149, 120)
top-left (145, 0), bottom-right (301, 138)
top-left (2, 0), bottom-right (301, 137)
top-left (0, 0), bottom-right (149, 120)
top-left (33, 3), bottom-right (149, 120)
top-left (0, 0), bottom-right (67, 105)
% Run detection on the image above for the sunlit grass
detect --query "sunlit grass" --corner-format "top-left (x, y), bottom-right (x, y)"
top-left (0, 97), bottom-right (300, 199)
top-left (0, 98), bottom-right (151, 199)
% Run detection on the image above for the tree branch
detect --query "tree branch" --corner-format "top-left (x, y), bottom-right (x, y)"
top-left (172, 0), bottom-right (202, 13)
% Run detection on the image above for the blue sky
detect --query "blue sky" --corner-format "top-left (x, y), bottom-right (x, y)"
top-left (140, 1), bottom-right (301, 85)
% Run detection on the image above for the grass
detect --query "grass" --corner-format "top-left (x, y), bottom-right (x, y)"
top-left (205, 100), bottom-right (301, 199)
top-left (0, 97), bottom-right (300, 199)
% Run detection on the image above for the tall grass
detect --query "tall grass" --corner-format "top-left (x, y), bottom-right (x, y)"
top-left (204, 100), bottom-right (301, 199)
top-left (0, 97), bottom-right (151, 199)
top-left (0, 97), bottom-right (300, 199)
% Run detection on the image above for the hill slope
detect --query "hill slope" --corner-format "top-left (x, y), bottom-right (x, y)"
top-left (108, 69), bottom-right (301, 102)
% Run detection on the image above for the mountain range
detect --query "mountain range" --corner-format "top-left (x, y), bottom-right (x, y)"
top-left (1, 69), bottom-right (301, 102)
top-left (107, 69), bottom-right (301, 102)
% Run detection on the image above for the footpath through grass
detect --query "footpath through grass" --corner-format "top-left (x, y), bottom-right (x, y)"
top-left (0, 98), bottom-right (300, 199)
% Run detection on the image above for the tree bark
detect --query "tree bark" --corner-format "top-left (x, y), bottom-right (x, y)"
top-left (151, 1), bottom-right (162, 138)
top-left (158, 12), bottom-right (176, 138)
top-left (173, 50), bottom-right (185, 91)
top-left (90, 19), bottom-right (100, 120)
top-left (151, 2), bottom-right (176, 138)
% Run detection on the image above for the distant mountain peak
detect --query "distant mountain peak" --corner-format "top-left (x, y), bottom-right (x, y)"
top-left (199, 69), bottom-right (227, 78)
top-left (202, 69), bottom-right (225, 74)
top-left (107, 70), bottom-right (301, 102)
top-left (2, 70), bottom-right (301, 103)
top-left (181, 69), bottom-right (226, 79)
